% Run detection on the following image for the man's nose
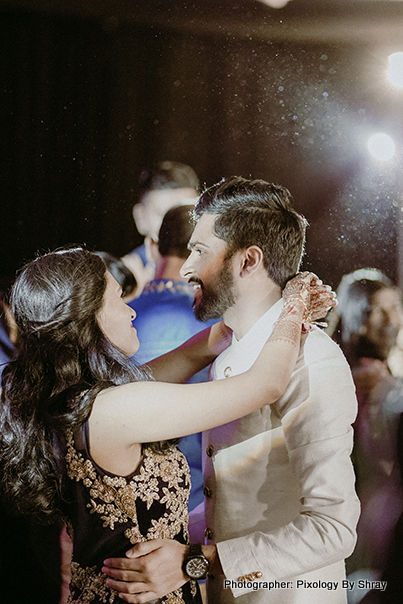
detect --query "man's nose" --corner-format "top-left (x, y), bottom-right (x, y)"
top-left (180, 255), bottom-right (192, 279)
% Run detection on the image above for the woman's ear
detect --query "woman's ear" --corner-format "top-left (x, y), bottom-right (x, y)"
top-left (239, 246), bottom-right (264, 277)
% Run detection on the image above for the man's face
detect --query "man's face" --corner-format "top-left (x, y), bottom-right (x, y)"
top-left (133, 188), bottom-right (197, 239)
top-left (180, 214), bottom-right (237, 321)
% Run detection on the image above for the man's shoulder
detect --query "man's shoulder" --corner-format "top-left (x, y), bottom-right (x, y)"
top-left (304, 326), bottom-right (347, 362)
top-left (292, 327), bottom-right (355, 397)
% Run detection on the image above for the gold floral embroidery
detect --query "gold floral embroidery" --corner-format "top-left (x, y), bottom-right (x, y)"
top-left (163, 589), bottom-right (185, 604)
top-left (65, 429), bottom-right (193, 602)
top-left (65, 429), bottom-right (190, 540)
top-left (68, 562), bottom-right (118, 603)
top-left (68, 562), bottom-right (187, 604)
top-left (190, 581), bottom-right (197, 598)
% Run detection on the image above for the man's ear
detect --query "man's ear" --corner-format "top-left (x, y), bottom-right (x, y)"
top-left (239, 246), bottom-right (264, 277)
top-left (147, 237), bottom-right (160, 264)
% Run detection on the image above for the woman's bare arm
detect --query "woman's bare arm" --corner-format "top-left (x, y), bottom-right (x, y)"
top-left (90, 273), bottom-right (335, 447)
top-left (91, 331), bottom-right (299, 445)
top-left (144, 321), bottom-right (232, 383)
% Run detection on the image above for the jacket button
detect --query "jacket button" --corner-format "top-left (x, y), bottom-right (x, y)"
top-left (206, 445), bottom-right (214, 457)
top-left (242, 571), bottom-right (263, 581)
top-left (205, 528), bottom-right (213, 540)
top-left (203, 486), bottom-right (212, 498)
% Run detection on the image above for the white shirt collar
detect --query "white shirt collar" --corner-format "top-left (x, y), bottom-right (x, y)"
top-left (231, 298), bottom-right (284, 345)
top-left (213, 298), bottom-right (285, 379)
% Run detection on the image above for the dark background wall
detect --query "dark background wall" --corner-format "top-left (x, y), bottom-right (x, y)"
top-left (1, 0), bottom-right (402, 291)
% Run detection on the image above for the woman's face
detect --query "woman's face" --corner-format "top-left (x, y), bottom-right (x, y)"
top-left (97, 271), bottom-right (140, 357)
top-left (364, 287), bottom-right (403, 359)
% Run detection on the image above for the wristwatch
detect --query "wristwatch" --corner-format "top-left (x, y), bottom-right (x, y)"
top-left (183, 543), bottom-right (210, 580)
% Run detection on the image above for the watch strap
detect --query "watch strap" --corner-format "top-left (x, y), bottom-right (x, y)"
top-left (188, 543), bottom-right (203, 557)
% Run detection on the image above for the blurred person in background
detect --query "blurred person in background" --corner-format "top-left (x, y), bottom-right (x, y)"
top-left (0, 291), bottom-right (17, 376)
top-left (329, 268), bottom-right (403, 602)
top-left (121, 161), bottom-right (199, 295)
top-left (94, 252), bottom-right (137, 303)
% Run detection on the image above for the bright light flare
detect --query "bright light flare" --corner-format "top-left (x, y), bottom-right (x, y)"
top-left (387, 52), bottom-right (403, 88)
top-left (257, 0), bottom-right (291, 7)
top-left (367, 133), bottom-right (396, 162)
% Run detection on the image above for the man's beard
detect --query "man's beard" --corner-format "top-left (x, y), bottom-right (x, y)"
top-left (192, 259), bottom-right (237, 322)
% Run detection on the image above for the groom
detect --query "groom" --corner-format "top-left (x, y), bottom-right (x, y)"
top-left (103, 176), bottom-right (359, 603)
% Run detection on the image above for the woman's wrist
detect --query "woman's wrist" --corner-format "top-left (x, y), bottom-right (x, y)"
top-left (281, 296), bottom-right (308, 320)
top-left (269, 299), bottom-right (305, 346)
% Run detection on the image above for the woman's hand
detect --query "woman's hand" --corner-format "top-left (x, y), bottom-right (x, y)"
top-left (207, 320), bottom-right (233, 358)
top-left (283, 272), bottom-right (337, 325)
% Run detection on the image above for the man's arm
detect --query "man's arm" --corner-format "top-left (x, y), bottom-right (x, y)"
top-left (102, 540), bottom-right (220, 603)
top-left (214, 338), bottom-right (360, 597)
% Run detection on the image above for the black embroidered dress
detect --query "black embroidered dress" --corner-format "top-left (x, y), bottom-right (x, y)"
top-left (61, 422), bottom-right (201, 604)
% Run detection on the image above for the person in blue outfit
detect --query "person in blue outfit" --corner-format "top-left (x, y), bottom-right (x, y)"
top-left (129, 204), bottom-right (217, 511)
top-left (0, 294), bottom-right (16, 377)
top-left (121, 161), bottom-right (199, 296)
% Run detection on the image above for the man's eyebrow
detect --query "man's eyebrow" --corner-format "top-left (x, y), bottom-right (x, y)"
top-left (188, 240), bottom-right (209, 250)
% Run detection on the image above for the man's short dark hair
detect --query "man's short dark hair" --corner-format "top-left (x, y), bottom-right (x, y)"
top-left (193, 176), bottom-right (307, 289)
top-left (158, 205), bottom-right (194, 259)
top-left (139, 161), bottom-right (199, 198)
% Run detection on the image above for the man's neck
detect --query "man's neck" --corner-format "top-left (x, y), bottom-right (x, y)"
top-left (154, 256), bottom-right (186, 281)
top-left (223, 285), bottom-right (282, 340)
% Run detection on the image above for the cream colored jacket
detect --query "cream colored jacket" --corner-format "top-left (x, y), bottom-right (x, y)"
top-left (202, 300), bottom-right (360, 603)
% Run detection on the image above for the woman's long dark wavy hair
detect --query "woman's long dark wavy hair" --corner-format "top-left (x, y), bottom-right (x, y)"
top-left (0, 248), bottom-right (163, 522)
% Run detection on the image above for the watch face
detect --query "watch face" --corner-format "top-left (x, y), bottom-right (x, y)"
top-left (186, 556), bottom-right (209, 579)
